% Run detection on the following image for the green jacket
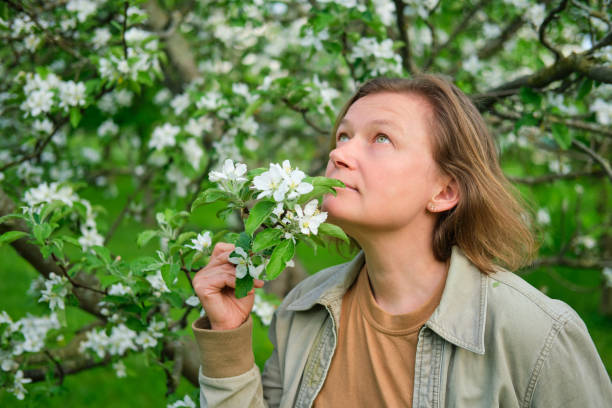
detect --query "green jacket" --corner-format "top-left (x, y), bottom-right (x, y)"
top-left (192, 246), bottom-right (611, 407)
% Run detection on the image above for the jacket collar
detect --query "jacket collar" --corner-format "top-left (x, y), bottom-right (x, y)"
top-left (287, 245), bottom-right (488, 355)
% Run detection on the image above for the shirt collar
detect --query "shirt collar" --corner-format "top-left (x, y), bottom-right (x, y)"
top-left (287, 245), bottom-right (488, 355)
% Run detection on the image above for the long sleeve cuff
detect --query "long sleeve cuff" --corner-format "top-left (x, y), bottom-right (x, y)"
top-left (191, 314), bottom-right (255, 378)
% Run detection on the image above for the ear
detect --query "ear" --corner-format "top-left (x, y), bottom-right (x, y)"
top-left (428, 176), bottom-right (459, 213)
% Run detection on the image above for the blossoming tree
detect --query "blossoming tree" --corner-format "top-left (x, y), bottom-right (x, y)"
top-left (0, 0), bottom-right (611, 405)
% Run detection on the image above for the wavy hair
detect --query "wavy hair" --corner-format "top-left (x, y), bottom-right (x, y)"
top-left (328, 74), bottom-right (538, 274)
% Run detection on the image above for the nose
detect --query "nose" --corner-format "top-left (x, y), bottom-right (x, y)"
top-left (329, 141), bottom-right (356, 170)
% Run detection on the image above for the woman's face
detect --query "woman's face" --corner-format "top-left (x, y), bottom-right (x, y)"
top-left (322, 92), bottom-right (447, 237)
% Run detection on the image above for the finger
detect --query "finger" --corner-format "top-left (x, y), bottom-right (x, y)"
top-left (253, 279), bottom-right (265, 288)
top-left (211, 242), bottom-right (235, 257)
top-left (208, 247), bottom-right (238, 267)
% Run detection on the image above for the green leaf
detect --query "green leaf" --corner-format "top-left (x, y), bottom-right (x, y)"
top-left (519, 87), bottom-right (541, 107)
top-left (318, 223), bottom-right (350, 244)
top-left (177, 231), bottom-right (197, 246)
top-left (191, 189), bottom-right (233, 212)
top-left (551, 123), bottom-right (572, 150)
top-left (247, 167), bottom-right (267, 179)
top-left (70, 108), bottom-right (82, 128)
top-left (216, 206), bottom-right (234, 221)
top-left (302, 176), bottom-right (344, 191)
top-left (0, 230), bottom-right (29, 246)
top-left (252, 228), bottom-right (283, 252)
top-left (137, 230), bottom-right (158, 248)
top-left (92, 245), bottom-right (111, 263)
top-left (577, 78), bottom-right (592, 100)
top-left (161, 263), bottom-right (180, 288)
top-left (265, 239), bottom-right (295, 280)
top-left (514, 113), bottom-right (539, 132)
top-left (245, 201), bottom-right (276, 236)
top-left (235, 275), bottom-right (253, 299)
top-left (163, 291), bottom-right (184, 308)
top-left (235, 231), bottom-right (252, 251)
top-left (0, 213), bottom-right (27, 225)
top-left (33, 223), bottom-right (54, 244)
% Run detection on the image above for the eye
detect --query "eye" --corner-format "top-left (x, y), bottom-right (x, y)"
top-left (337, 133), bottom-right (349, 142)
top-left (375, 134), bottom-right (391, 144)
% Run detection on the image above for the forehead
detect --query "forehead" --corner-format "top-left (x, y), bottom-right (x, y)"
top-left (341, 92), bottom-right (433, 128)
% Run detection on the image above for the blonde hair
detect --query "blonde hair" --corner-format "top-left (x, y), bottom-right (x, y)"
top-left (328, 74), bottom-right (538, 274)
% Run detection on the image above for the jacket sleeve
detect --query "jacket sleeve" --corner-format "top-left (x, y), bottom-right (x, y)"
top-left (192, 313), bottom-right (283, 408)
top-left (529, 310), bottom-right (612, 407)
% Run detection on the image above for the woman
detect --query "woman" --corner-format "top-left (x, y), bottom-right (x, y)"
top-left (191, 75), bottom-right (611, 407)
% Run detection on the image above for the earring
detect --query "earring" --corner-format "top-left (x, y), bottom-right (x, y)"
top-left (429, 204), bottom-right (436, 211)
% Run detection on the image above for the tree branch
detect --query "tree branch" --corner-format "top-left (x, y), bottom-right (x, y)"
top-left (281, 97), bottom-right (329, 135)
top-left (424, 0), bottom-right (492, 69)
top-left (507, 170), bottom-right (605, 184)
top-left (538, 0), bottom-right (568, 63)
top-left (392, 0), bottom-right (418, 74)
top-left (570, 138), bottom-right (612, 182)
top-left (478, 16), bottom-right (525, 59)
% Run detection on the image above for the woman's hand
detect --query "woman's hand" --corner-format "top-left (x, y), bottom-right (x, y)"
top-left (192, 242), bottom-right (265, 330)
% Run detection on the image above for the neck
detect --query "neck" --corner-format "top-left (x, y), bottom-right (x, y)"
top-left (352, 218), bottom-right (448, 315)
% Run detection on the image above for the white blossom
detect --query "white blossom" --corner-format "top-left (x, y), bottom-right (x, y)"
top-left (252, 163), bottom-right (289, 202)
top-left (108, 324), bottom-right (138, 355)
top-left (92, 27), bottom-right (111, 49)
top-left (536, 208), bottom-right (551, 225)
top-left (134, 331), bottom-right (157, 349)
top-left (33, 118), bottom-right (54, 134)
top-left (185, 295), bottom-right (201, 307)
top-left (146, 270), bottom-right (170, 297)
top-left (113, 360), bottom-right (127, 378)
top-left (186, 231), bottom-right (212, 252)
top-left (9, 370), bottom-right (32, 400)
top-left (20, 89), bottom-right (54, 117)
top-left (184, 116), bottom-right (212, 137)
top-left (24, 182), bottom-right (78, 209)
top-left (79, 328), bottom-right (110, 358)
top-left (182, 138), bottom-right (204, 169)
top-left (252, 293), bottom-right (275, 325)
top-left (171, 93), bottom-right (191, 115)
top-left (108, 283), bottom-right (133, 296)
top-left (149, 123), bottom-right (180, 151)
top-left (58, 80), bottom-right (86, 111)
top-left (38, 272), bottom-right (70, 311)
top-left (66, 0), bottom-right (98, 22)
top-left (228, 247), bottom-right (264, 279)
top-left (196, 90), bottom-right (223, 110)
top-left (294, 199), bottom-right (327, 235)
top-left (168, 395), bottom-right (196, 408)
top-left (98, 119), bottom-right (119, 137)
top-left (209, 158), bottom-right (248, 192)
top-left (24, 34), bottom-right (41, 52)
top-left (78, 224), bottom-right (104, 251)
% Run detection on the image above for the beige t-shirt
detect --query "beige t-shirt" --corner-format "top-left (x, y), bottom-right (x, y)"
top-left (313, 265), bottom-right (444, 407)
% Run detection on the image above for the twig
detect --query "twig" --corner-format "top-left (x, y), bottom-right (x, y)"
top-left (104, 174), bottom-right (152, 244)
top-left (122, 1), bottom-right (129, 59)
top-left (507, 170), bottom-right (605, 184)
top-left (538, 0), bottom-right (568, 63)
top-left (392, 0), bottom-right (418, 74)
top-left (571, 138), bottom-right (612, 182)
top-left (0, 118), bottom-right (68, 172)
top-left (44, 350), bottom-right (65, 385)
top-left (51, 253), bottom-right (108, 295)
top-left (424, 0), bottom-right (492, 69)
top-left (281, 97), bottom-right (329, 135)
